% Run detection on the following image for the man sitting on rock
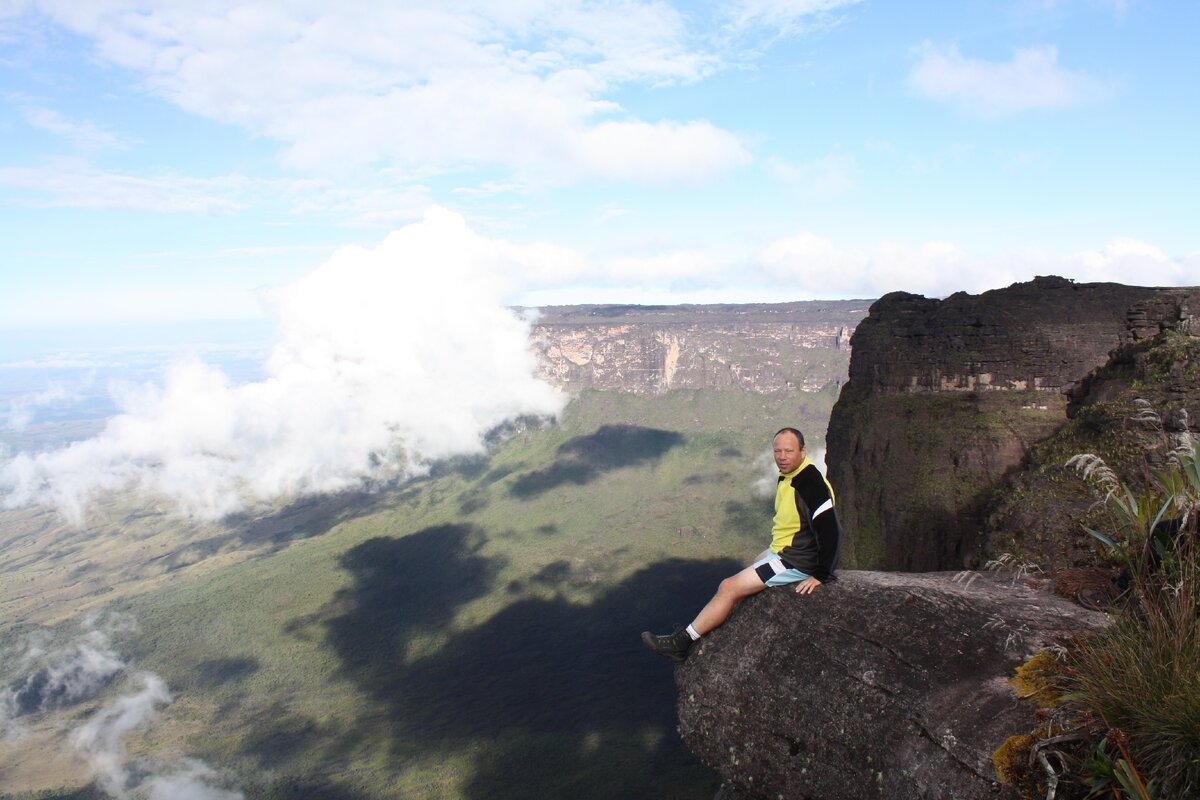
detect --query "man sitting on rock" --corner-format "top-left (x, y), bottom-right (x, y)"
top-left (641, 427), bottom-right (842, 663)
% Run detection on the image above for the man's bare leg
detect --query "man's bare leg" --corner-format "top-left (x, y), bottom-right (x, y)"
top-left (641, 552), bottom-right (771, 662)
top-left (688, 563), bottom-right (769, 635)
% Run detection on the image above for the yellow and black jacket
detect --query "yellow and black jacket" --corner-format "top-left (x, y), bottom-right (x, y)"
top-left (771, 458), bottom-right (841, 582)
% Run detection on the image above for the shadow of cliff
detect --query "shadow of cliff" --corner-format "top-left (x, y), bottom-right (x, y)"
top-left (158, 452), bottom-right (493, 571)
top-left (317, 525), bottom-right (732, 798)
top-left (509, 425), bottom-right (684, 499)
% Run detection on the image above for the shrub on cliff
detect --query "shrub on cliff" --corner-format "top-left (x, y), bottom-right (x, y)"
top-left (1064, 416), bottom-right (1200, 798)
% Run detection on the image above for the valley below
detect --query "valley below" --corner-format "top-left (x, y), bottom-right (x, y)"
top-left (0, 302), bottom-right (865, 799)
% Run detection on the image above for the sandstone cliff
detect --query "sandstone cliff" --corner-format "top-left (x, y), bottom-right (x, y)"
top-left (986, 287), bottom-right (1200, 568)
top-left (826, 277), bottom-right (1165, 571)
top-left (529, 302), bottom-right (868, 395)
top-left (676, 570), bottom-right (1105, 800)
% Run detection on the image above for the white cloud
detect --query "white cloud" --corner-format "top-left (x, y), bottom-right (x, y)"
top-left (0, 207), bottom-right (566, 524)
top-left (907, 43), bottom-right (1108, 117)
top-left (13, 1), bottom-right (785, 183)
top-left (726, 0), bottom-right (861, 34)
top-left (0, 160), bottom-right (246, 213)
top-left (1, 614), bottom-right (133, 738)
top-left (1, 619), bottom-right (243, 799)
top-left (760, 231), bottom-right (1199, 299)
top-left (21, 105), bottom-right (124, 150)
top-left (761, 231), bottom-right (976, 296)
top-left (70, 672), bottom-right (243, 800)
top-left (1057, 237), bottom-right (1200, 286)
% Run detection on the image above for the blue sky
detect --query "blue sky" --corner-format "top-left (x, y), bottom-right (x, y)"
top-left (1, 0), bottom-right (1198, 334)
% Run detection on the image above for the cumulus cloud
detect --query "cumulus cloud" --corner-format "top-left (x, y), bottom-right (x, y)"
top-left (907, 43), bottom-right (1108, 117)
top-left (2, 1), bottom-right (837, 182)
top-left (0, 207), bottom-right (565, 524)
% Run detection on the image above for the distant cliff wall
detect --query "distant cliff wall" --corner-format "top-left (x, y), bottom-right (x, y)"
top-left (529, 302), bottom-right (868, 395)
top-left (826, 277), bottom-right (1162, 571)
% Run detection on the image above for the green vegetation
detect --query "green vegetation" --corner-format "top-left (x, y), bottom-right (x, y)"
top-left (987, 329), bottom-right (1200, 570)
top-left (995, 405), bottom-right (1200, 800)
top-left (1065, 437), bottom-right (1200, 799)
top-left (0, 387), bottom-right (837, 799)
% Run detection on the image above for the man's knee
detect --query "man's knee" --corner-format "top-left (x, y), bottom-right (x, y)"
top-left (718, 571), bottom-right (763, 599)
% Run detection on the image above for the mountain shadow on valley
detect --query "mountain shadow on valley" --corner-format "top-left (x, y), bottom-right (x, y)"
top-left (509, 425), bottom-right (684, 499)
top-left (319, 525), bottom-right (732, 798)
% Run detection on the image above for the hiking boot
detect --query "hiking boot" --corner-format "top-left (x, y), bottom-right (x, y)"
top-left (641, 627), bottom-right (694, 663)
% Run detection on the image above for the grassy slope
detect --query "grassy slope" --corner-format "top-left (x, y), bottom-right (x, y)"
top-left (1, 387), bottom-right (837, 799)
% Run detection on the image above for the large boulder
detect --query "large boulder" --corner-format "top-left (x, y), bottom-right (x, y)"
top-left (675, 570), bottom-right (1106, 800)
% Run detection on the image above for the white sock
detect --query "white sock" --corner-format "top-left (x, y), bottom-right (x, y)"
top-left (685, 624), bottom-right (701, 641)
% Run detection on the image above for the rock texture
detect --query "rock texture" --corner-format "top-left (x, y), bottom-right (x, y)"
top-left (529, 302), bottom-right (869, 395)
top-left (826, 277), bottom-right (1164, 571)
top-left (676, 570), bottom-right (1106, 800)
top-left (987, 288), bottom-right (1200, 568)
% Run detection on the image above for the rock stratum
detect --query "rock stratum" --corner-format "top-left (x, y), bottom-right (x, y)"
top-left (826, 276), bottom-right (1200, 571)
top-left (528, 302), bottom-right (869, 395)
top-left (676, 570), bottom-right (1105, 800)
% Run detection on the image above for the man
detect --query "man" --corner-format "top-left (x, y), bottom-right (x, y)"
top-left (641, 427), bottom-right (841, 663)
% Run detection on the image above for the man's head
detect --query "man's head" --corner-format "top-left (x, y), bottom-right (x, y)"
top-left (773, 427), bottom-right (806, 474)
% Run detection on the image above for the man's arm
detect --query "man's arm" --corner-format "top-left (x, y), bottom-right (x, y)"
top-left (792, 466), bottom-right (842, 583)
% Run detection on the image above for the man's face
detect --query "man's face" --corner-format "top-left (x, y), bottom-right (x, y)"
top-left (773, 432), bottom-right (805, 474)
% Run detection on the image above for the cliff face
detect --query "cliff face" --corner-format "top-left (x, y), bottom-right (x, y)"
top-left (987, 288), bottom-right (1200, 568)
top-left (826, 277), bottom-right (1163, 571)
top-left (529, 302), bottom-right (868, 395)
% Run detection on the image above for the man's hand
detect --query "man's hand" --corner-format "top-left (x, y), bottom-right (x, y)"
top-left (794, 576), bottom-right (822, 594)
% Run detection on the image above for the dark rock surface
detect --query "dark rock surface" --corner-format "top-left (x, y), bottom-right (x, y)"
top-left (675, 570), bottom-right (1106, 800)
top-left (826, 277), bottom-right (1167, 571)
top-left (987, 288), bottom-right (1200, 568)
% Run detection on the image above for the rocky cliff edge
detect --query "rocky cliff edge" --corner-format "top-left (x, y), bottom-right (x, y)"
top-left (676, 570), bottom-right (1105, 800)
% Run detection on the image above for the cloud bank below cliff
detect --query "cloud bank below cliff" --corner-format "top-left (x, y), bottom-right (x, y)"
top-left (0, 208), bottom-right (564, 524)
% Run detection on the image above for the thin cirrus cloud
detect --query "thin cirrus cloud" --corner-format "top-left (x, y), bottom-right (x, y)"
top-left (766, 152), bottom-right (858, 197)
top-left (907, 42), bottom-right (1108, 117)
top-left (0, 161), bottom-right (246, 213)
top-left (9, 1), bottom-right (830, 182)
top-left (20, 105), bottom-right (125, 151)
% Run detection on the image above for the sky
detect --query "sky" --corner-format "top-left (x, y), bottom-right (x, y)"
top-left (1, 0), bottom-right (1197, 335)
top-left (1, 0), bottom-right (1199, 522)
